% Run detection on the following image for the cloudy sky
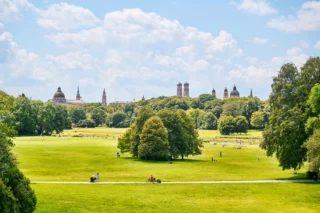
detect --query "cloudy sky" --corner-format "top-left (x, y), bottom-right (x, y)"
top-left (0, 0), bottom-right (319, 102)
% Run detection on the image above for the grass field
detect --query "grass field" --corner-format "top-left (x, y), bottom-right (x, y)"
top-left (33, 183), bottom-right (320, 213)
top-left (11, 129), bottom-right (319, 213)
top-left (13, 135), bottom-right (304, 182)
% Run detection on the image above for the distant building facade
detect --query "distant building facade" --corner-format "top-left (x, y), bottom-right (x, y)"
top-left (51, 87), bottom-right (84, 105)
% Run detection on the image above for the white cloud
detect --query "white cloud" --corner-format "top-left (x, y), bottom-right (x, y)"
top-left (315, 41), bottom-right (320, 49)
top-left (0, 22), bottom-right (3, 28)
top-left (300, 40), bottom-right (309, 49)
top-left (0, 0), bottom-right (37, 22)
top-left (37, 3), bottom-right (101, 32)
top-left (232, 0), bottom-right (276, 15)
top-left (286, 48), bottom-right (303, 56)
top-left (268, 1), bottom-right (320, 32)
top-left (252, 37), bottom-right (269, 44)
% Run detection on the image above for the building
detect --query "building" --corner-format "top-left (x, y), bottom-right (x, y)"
top-left (102, 89), bottom-right (107, 105)
top-left (212, 88), bottom-right (216, 97)
top-left (177, 82), bottom-right (182, 97)
top-left (230, 85), bottom-right (240, 98)
top-left (51, 87), bottom-right (85, 105)
top-left (223, 87), bottom-right (229, 99)
top-left (183, 82), bottom-right (189, 98)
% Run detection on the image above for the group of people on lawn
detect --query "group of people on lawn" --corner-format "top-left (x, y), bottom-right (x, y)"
top-left (90, 173), bottom-right (100, 183)
top-left (147, 175), bottom-right (161, 183)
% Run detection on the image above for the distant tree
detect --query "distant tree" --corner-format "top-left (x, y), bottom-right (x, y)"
top-left (234, 116), bottom-right (248, 134)
top-left (138, 116), bottom-right (169, 160)
top-left (221, 102), bottom-right (244, 117)
top-left (250, 111), bottom-right (267, 129)
top-left (69, 107), bottom-right (86, 124)
top-left (107, 111), bottom-right (126, 127)
top-left (200, 112), bottom-right (217, 130)
top-left (77, 119), bottom-right (96, 128)
top-left (198, 94), bottom-right (214, 105)
top-left (0, 125), bottom-right (37, 212)
top-left (38, 102), bottom-right (56, 135)
top-left (91, 108), bottom-right (106, 126)
top-left (190, 98), bottom-right (202, 109)
top-left (13, 96), bottom-right (36, 135)
top-left (218, 116), bottom-right (235, 135)
top-left (117, 126), bottom-right (134, 153)
top-left (165, 98), bottom-right (189, 110)
top-left (187, 108), bottom-right (205, 129)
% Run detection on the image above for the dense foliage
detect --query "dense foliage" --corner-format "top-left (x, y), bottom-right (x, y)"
top-left (261, 57), bottom-right (320, 171)
top-left (117, 107), bottom-right (203, 160)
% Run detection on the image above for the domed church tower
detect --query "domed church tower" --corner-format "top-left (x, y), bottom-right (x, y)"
top-left (53, 87), bottom-right (66, 104)
top-left (177, 82), bottom-right (182, 97)
top-left (223, 87), bottom-right (229, 99)
top-left (230, 85), bottom-right (240, 98)
top-left (212, 88), bottom-right (216, 98)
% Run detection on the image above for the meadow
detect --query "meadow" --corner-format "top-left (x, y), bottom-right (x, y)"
top-left (12, 128), bottom-right (319, 213)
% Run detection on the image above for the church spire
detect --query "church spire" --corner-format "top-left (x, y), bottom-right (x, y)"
top-left (102, 88), bottom-right (107, 105)
top-left (250, 89), bottom-right (253, 97)
top-left (142, 95), bottom-right (145, 100)
top-left (76, 86), bottom-right (81, 100)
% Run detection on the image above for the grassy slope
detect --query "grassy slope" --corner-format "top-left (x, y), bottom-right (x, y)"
top-left (13, 136), bottom-right (305, 181)
top-left (33, 183), bottom-right (320, 213)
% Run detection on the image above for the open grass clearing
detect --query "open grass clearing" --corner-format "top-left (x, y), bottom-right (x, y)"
top-left (32, 183), bottom-right (320, 213)
top-left (13, 136), bottom-right (305, 182)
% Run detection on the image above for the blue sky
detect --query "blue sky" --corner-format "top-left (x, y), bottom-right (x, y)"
top-left (0, 0), bottom-right (319, 102)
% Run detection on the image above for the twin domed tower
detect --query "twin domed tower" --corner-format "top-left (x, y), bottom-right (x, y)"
top-left (177, 82), bottom-right (189, 98)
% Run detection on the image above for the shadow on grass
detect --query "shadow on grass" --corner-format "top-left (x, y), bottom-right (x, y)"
top-left (276, 173), bottom-right (309, 180)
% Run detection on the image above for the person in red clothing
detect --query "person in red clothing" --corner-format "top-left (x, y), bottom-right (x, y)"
top-left (150, 175), bottom-right (153, 183)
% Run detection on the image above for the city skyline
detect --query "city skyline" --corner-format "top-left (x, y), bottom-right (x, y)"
top-left (0, 0), bottom-right (319, 102)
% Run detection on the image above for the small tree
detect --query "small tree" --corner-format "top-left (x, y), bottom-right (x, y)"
top-left (91, 108), bottom-right (106, 126)
top-left (218, 116), bottom-right (235, 135)
top-left (200, 112), bottom-right (217, 130)
top-left (138, 116), bottom-right (169, 160)
top-left (69, 107), bottom-right (86, 124)
top-left (250, 111), bottom-right (267, 129)
top-left (234, 116), bottom-right (248, 134)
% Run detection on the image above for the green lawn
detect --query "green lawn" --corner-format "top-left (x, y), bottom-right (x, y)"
top-left (33, 183), bottom-right (320, 213)
top-left (13, 136), bottom-right (304, 182)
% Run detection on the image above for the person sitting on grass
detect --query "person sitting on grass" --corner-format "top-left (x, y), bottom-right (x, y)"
top-left (90, 175), bottom-right (96, 183)
top-left (96, 173), bottom-right (100, 182)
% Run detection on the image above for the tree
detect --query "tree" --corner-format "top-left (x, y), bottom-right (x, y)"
top-left (68, 107), bottom-right (86, 124)
top-left (138, 116), bottom-right (169, 160)
top-left (218, 116), bottom-right (235, 135)
top-left (307, 83), bottom-right (320, 114)
top-left (200, 112), bottom-right (217, 130)
top-left (0, 125), bottom-right (37, 212)
top-left (131, 107), bottom-right (155, 157)
top-left (221, 101), bottom-right (244, 117)
top-left (177, 110), bottom-right (203, 159)
top-left (165, 98), bottom-right (189, 110)
top-left (198, 94), bottom-right (214, 105)
top-left (261, 63), bottom-right (308, 170)
top-left (107, 111), bottom-right (127, 127)
top-left (250, 111), bottom-right (267, 129)
top-left (38, 102), bottom-right (56, 135)
top-left (117, 126), bottom-right (134, 153)
top-left (77, 119), bottom-right (96, 128)
top-left (54, 105), bottom-right (69, 133)
top-left (158, 109), bottom-right (186, 159)
top-left (13, 96), bottom-right (36, 135)
top-left (305, 130), bottom-right (320, 174)
top-left (91, 108), bottom-right (106, 126)
top-left (187, 108), bottom-right (205, 129)
top-left (234, 116), bottom-right (248, 134)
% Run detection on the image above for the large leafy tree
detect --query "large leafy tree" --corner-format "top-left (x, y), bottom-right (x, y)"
top-left (0, 125), bottom-right (37, 212)
top-left (177, 110), bottom-right (203, 159)
top-left (187, 108), bottom-right (205, 129)
top-left (261, 58), bottom-right (320, 170)
top-left (38, 102), bottom-right (56, 135)
top-left (138, 116), bottom-right (169, 160)
top-left (234, 116), bottom-right (248, 134)
top-left (250, 111), bottom-right (267, 129)
top-left (305, 130), bottom-right (320, 174)
top-left (158, 109), bottom-right (186, 159)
